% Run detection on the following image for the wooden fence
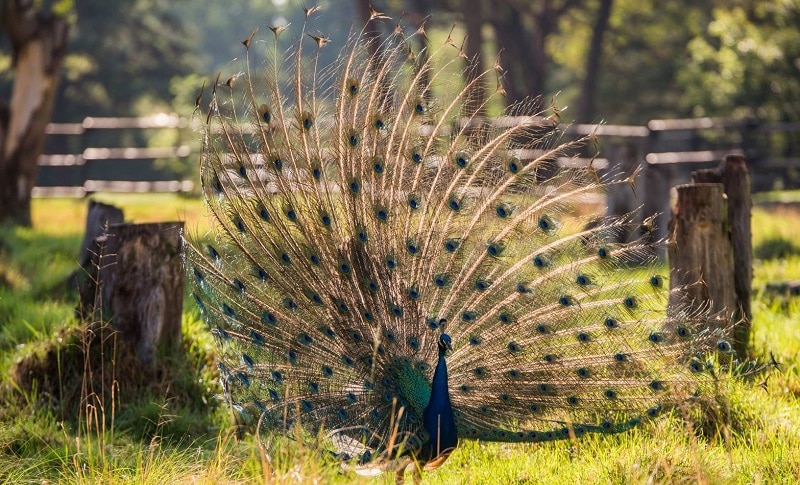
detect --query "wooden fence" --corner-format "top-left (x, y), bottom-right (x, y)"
top-left (34, 114), bottom-right (799, 198)
top-left (35, 114), bottom-right (194, 197)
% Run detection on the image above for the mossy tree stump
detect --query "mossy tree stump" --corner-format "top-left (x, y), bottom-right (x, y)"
top-left (78, 221), bottom-right (185, 364)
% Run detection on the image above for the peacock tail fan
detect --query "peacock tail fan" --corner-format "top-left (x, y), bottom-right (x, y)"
top-left (185, 8), bottom-right (731, 476)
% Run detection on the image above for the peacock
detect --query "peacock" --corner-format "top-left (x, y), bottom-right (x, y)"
top-left (186, 8), bottom-right (729, 481)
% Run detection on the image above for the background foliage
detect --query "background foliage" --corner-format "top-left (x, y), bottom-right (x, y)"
top-left (3, 0), bottom-right (797, 125)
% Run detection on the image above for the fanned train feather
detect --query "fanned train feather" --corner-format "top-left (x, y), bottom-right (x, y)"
top-left (186, 11), bottom-right (728, 480)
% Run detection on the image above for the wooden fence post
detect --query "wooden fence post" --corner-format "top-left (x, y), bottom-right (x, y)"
top-left (77, 221), bottom-right (185, 364)
top-left (668, 155), bottom-right (752, 357)
top-left (692, 154), bottom-right (752, 357)
top-left (668, 183), bottom-right (735, 337)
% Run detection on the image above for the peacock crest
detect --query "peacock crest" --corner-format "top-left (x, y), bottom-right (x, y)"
top-left (186, 9), bottom-right (729, 480)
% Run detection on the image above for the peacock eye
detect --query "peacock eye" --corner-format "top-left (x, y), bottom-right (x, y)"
top-left (347, 78), bottom-right (359, 95)
top-left (301, 111), bottom-right (314, 130)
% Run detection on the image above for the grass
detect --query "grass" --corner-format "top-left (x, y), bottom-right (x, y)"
top-left (0, 194), bottom-right (799, 483)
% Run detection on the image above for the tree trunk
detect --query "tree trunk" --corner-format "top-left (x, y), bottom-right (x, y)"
top-left (491, 7), bottom-right (535, 107)
top-left (0, 0), bottom-right (69, 226)
top-left (576, 0), bottom-right (613, 123)
top-left (462, 2), bottom-right (486, 118)
top-left (77, 222), bottom-right (185, 364)
top-left (489, 1), bottom-right (582, 110)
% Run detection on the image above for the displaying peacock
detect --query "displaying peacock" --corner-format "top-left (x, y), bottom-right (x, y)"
top-left (186, 8), bottom-right (729, 481)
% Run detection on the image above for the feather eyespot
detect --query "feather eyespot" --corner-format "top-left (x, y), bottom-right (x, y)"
top-left (650, 274), bottom-right (665, 288)
top-left (346, 78), bottom-right (359, 96)
top-left (487, 241), bottom-right (505, 257)
top-left (320, 212), bottom-right (331, 227)
top-left (539, 215), bottom-right (557, 231)
top-left (258, 104), bottom-right (271, 123)
top-left (301, 111), bottom-right (314, 130)
top-left (373, 157), bottom-right (385, 174)
top-left (532, 255), bottom-right (548, 268)
top-left (390, 304), bottom-right (403, 317)
top-left (444, 239), bottom-right (460, 252)
top-left (454, 151), bottom-right (469, 168)
top-left (347, 130), bottom-right (360, 147)
top-left (374, 205), bottom-right (389, 222)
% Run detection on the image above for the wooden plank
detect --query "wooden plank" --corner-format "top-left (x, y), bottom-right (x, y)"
top-left (645, 150), bottom-right (736, 165)
top-left (565, 124), bottom-right (649, 137)
top-left (31, 186), bottom-right (86, 197)
top-left (82, 146), bottom-right (191, 160)
top-left (81, 114), bottom-right (186, 129)
top-left (45, 123), bottom-right (85, 135)
top-left (82, 180), bottom-right (194, 193)
top-left (37, 154), bottom-right (85, 166)
top-left (648, 117), bottom-right (747, 131)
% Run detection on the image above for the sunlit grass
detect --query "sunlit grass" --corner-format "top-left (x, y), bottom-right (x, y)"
top-left (0, 195), bottom-right (798, 483)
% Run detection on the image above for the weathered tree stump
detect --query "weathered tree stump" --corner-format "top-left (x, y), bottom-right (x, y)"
top-left (668, 154), bottom-right (752, 357)
top-left (77, 222), bottom-right (185, 364)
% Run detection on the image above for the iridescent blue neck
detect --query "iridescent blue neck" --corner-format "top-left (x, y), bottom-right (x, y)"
top-left (421, 334), bottom-right (457, 461)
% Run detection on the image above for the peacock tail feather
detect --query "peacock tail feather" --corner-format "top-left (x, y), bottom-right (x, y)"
top-left (186, 9), bottom-right (729, 476)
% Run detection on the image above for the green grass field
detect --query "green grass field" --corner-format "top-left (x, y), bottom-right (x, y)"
top-left (1, 194), bottom-right (799, 484)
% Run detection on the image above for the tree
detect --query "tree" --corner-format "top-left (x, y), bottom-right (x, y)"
top-left (0, 0), bottom-right (70, 226)
top-left (54, 0), bottom-right (199, 122)
top-left (678, 1), bottom-right (800, 123)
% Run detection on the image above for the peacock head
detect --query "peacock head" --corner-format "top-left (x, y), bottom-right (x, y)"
top-left (438, 334), bottom-right (452, 355)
